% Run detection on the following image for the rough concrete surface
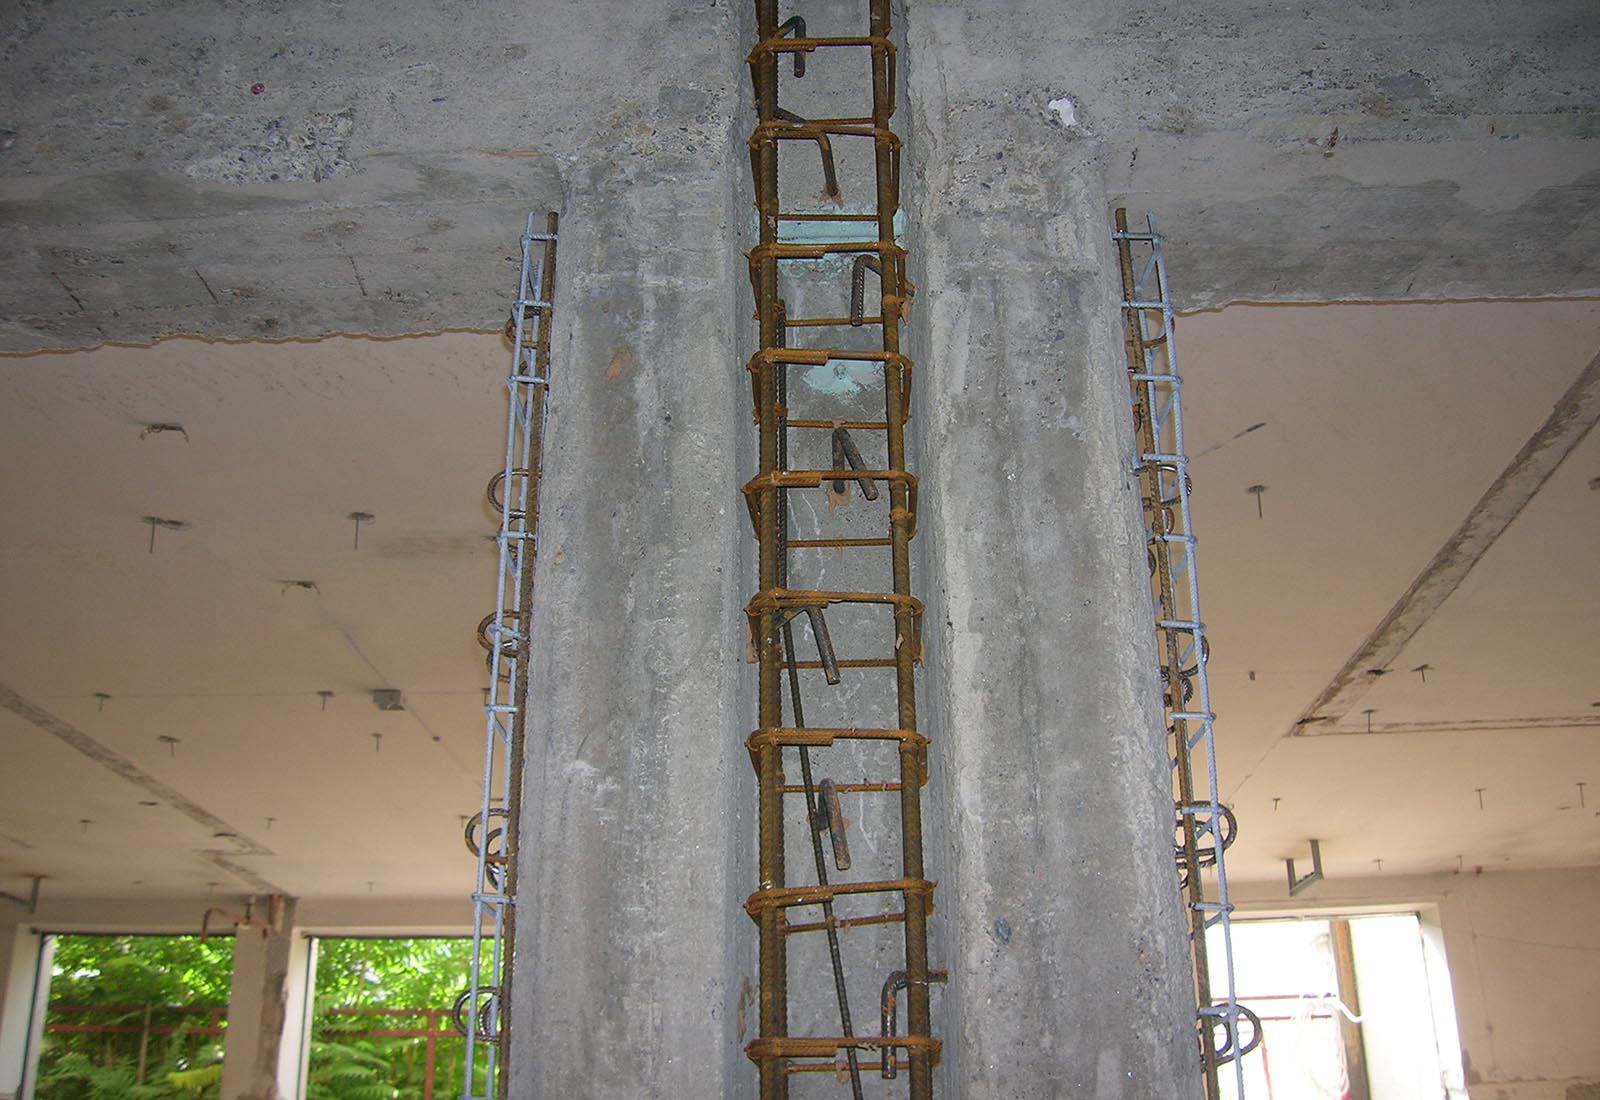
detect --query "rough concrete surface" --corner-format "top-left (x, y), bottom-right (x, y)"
top-left (907, 7), bottom-right (1202, 1095)
top-left (981, 0), bottom-right (1600, 307)
top-left (10, 1), bottom-right (1591, 1095)
top-left (4, 1), bottom-right (1597, 353)
top-left (505, 4), bottom-right (750, 1097)
top-left (219, 897), bottom-right (298, 1100)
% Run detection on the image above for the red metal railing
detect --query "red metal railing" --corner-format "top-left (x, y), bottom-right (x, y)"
top-left (47, 1005), bottom-right (460, 1100)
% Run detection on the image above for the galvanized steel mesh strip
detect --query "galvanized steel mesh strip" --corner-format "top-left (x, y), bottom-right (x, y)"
top-left (458, 212), bottom-right (558, 1100)
top-left (1114, 209), bottom-right (1259, 1099)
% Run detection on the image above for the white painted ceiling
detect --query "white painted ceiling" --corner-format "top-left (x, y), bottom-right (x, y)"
top-left (1, 299), bottom-right (1597, 905)
top-left (1179, 299), bottom-right (1600, 883)
top-left (0, 334), bottom-right (501, 900)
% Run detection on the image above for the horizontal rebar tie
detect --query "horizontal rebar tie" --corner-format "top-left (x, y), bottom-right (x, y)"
top-left (744, 878), bottom-right (936, 920)
top-left (745, 1035), bottom-right (942, 1060)
top-left (747, 5), bottom-right (936, 1096)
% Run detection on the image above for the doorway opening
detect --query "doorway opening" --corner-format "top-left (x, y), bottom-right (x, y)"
top-left (31, 933), bottom-right (234, 1100)
top-left (305, 937), bottom-right (474, 1100)
top-left (1212, 912), bottom-right (1466, 1100)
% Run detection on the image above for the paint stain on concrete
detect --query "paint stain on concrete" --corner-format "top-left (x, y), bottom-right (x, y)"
top-left (606, 347), bottom-right (632, 379)
top-left (800, 359), bottom-right (875, 397)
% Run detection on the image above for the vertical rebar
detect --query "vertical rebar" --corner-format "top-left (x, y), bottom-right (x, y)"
top-left (746, 7), bottom-right (935, 1093)
top-left (866, 4), bottom-right (931, 1095)
top-left (752, 7), bottom-right (788, 1099)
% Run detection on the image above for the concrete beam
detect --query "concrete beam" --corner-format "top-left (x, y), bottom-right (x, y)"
top-left (3, 1), bottom-right (1596, 353)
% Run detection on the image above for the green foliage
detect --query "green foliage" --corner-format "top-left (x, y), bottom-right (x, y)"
top-left (50, 936), bottom-right (234, 1009)
top-left (308, 939), bottom-right (475, 1100)
top-left (313, 938), bottom-right (475, 1010)
top-left (37, 1021), bottom-right (223, 1100)
top-left (40, 937), bottom-right (229, 1100)
top-left (163, 1063), bottom-right (223, 1094)
top-left (37, 935), bottom-right (475, 1100)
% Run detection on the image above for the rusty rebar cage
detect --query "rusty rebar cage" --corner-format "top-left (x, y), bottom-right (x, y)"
top-left (1114, 209), bottom-right (1260, 1099)
top-left (746, 3), bottom-right (938, 1096)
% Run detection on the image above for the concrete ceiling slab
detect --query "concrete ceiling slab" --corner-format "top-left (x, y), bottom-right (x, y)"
top-left (0, 333), bottom-right (502, 899)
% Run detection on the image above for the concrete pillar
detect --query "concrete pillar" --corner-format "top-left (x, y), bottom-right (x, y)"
top-left (219, 899), bottom-right (311, 1100)
top-left (907, 8), bottom-right (1202, 1098)
top-left (0, 926), bottom-right (50, 1100)
top-left (504, 6), bottom-right (749, 1098)
top-left (508, 6), bottom-right (1198, 1097)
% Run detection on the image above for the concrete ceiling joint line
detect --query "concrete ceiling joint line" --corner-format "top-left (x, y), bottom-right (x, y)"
top-left (0, 681), bottom-right (285, 894)
top-left (1287, 346), bottom-right (1600, 737)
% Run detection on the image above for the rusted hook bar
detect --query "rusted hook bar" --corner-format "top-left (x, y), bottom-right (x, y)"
top-left (814, 778), bottom-right (852, 870)
top-left (831, 426), bottom-right (880, 499)
top-left (850, 256), bottom-right (882, 326)
top-left (879, 969), bottom-right (949, 1078)
top-left (774, 107), bottom-right (841, 203)
top-left (799, 604), bottom-right (842, 684)
top-left (451, 987), bottom-right (502, 1042)
top-left (776, 15), bottom-right (810, 76)
top-left (464, 808), bottom-right (511, 888)
top-left (486, 467), bottom-right (535, 526)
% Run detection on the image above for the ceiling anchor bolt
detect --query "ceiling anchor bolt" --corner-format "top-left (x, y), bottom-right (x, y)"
top-left (1246, 483), bottom-right (1267, 519)
top-left (141, 516), bottom-right (188, 554)
top-left (1286, 838), bottom-right (1323, 896)
top-left (348, 511), bottom-right (375, 549)
top-left (139, 422), bottom-right (189, 442)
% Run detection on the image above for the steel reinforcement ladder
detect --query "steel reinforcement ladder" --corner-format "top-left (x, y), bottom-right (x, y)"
top-left (1113, 210), bottom-right (1260, 1100)
top-left (746, 3), bottom-right (939, 1096)
top-left (457, 212), bottom-right (558, 1100)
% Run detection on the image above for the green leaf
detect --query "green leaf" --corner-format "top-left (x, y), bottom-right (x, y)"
top-left (165, 1063), bottom-right (224, 1093)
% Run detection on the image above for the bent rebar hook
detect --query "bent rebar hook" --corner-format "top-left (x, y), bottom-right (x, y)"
top-left (850, 255), bottom-right (882, 327)
top-left (774, 107), bottom-right (841, 204)
top-left (798, 603), bottom-right (842, 684)
top-left (832, 426), bottom-right (880, 500)
top-left (814, 777), bottom-right (852, 870)
top-left (777, 15), bottom-right (809, 77)
top-left (879, 969), bottom-right (949, 1079)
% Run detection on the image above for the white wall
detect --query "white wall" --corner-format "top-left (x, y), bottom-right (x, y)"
top-left (1230, 867), bottom-right (1600, 1100)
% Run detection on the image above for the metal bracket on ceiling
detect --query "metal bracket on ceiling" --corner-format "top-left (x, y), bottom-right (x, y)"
top-left (0, 875), bottom-right (43, 914)
top-left (1286, 838), bottom-right (1324, 896)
